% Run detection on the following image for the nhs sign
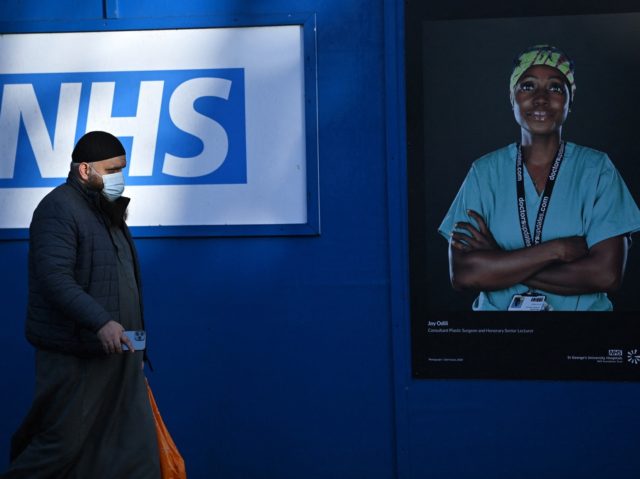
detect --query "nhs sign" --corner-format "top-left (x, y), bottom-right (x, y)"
top-left (0, 69), bottom-right (246, 186)
top-left (0, 26), bottom-right (311, 233)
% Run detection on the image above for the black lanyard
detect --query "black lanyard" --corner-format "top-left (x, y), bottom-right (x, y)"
top-left (515, 141), bottom-right (565, 247)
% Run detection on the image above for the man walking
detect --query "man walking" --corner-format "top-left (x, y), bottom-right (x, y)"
top-left (2, 131), bottom-right (160, 478)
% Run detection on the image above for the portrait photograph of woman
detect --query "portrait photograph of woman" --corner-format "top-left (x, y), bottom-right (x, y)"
top-left (438, 45), bottom-right (640, 311)
top-left (412, 13), bottom-right (640, 314)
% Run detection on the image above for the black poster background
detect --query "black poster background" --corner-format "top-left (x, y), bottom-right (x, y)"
top-left (407, 2), bottom-right (640, 380)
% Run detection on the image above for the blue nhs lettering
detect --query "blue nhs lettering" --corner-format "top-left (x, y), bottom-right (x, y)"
top-left (0, 69), bottom-right (246, 187)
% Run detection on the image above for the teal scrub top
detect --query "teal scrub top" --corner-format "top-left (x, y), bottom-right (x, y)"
top-left (439, 142), bottom-right (640, 311)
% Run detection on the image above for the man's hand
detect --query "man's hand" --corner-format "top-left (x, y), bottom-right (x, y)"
top-left (97, 320), bottom-right (135, 354)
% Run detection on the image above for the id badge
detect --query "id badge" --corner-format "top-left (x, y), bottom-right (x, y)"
top-left (508, 292), bottom-right (547, 311)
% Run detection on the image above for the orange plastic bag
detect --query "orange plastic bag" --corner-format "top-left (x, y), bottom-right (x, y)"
top-left (146, 380), bottom-right (187, 479)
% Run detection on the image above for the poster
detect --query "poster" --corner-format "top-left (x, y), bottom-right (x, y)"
top-left (409, 11), bottom-right (640, 380)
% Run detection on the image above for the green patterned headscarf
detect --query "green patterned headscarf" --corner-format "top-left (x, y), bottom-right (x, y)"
top-left (509, 45), bottom-right (576, 103)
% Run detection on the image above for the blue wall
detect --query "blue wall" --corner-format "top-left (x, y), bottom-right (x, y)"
top-left (0, 1), bottom-right (396, 478)
top-left (1, 1), bottom-right (640, 478)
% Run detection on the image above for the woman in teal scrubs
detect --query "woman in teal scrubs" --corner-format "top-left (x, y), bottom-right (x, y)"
top-left (439, 45), bottom-right (640, 311)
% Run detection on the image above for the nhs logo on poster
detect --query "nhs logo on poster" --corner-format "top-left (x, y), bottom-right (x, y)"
top-left (0, 27), bottom-right (309, 232)
top-left (0, 69), bottom-right (246, 187)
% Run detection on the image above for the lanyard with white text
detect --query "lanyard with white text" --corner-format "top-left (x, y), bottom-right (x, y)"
top-left (515, 141), bottom-right (566, 248)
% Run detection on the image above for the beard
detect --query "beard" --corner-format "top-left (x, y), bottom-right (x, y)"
top-left (86, 167), bottom-right (104, 192)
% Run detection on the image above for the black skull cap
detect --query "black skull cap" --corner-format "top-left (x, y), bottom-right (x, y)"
top-left (71, 131), bottom-right (125, 163)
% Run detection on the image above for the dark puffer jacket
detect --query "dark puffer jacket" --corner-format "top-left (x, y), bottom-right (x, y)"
top-left (26, 173), bottom-right (143, 356)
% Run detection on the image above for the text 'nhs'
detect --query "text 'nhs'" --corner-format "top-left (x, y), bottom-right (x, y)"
top-left (0, 69), bottom-right (247, 187)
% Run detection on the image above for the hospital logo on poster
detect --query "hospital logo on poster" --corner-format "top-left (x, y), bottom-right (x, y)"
top-left (627, 349), bottom-right (640, 365)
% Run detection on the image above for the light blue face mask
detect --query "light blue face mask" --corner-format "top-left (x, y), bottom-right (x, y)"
top-left (91, 166), bottom-right (125, 202)
top-left (101, 171), bottom-right (125, 201)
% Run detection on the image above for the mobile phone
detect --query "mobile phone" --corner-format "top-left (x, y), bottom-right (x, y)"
top-left (121, 330), bottom-right (146, 351)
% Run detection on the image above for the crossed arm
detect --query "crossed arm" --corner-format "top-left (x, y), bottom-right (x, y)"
top-left (448, 210), bottom-right (629, 295)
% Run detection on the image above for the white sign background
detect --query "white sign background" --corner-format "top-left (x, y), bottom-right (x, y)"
top-left (0, 26), bottom-right (308, 229)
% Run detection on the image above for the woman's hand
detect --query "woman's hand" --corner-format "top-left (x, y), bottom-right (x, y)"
top-left (525, 235), bottom-right (628, 295)
top-left (450, 210), bottom-right (499, 252)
